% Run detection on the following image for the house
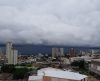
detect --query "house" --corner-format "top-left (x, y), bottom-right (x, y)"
top-left (89, 59), bottom-right (100, 75)
top-left (28, 67), bottom-right (88, 81)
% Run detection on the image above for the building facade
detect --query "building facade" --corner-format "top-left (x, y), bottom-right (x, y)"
top-left (89, 59), bottom-right (100, 75)
top-left (12, 49), bottom-right (18, 65)
top-left (43, 76), bottom-right (87, 81)
top-left (52, 48), bottom-right (64, 57)
top-left (69, 48), bottom-right (76, 57)
top-left (6, 42), bottom-right (13, 64)
top-left (6, 42), bottom-right (18, 65)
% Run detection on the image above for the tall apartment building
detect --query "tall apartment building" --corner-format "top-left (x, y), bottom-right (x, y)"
top-left (52, 48), bottom-right (64, 57)
top-left (11, 49), bottom-right (18, 65)
top-left (60, 48), bottom-right (64, 57)
top-left (6, 42), bottom-right (18, 65)
top-left (6, 42), bottom-right (12, 60)
top-left (69, 48), bottom-right (76, 57)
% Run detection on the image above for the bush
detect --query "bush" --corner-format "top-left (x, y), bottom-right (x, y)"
top-left (13, 68), bottom-right (28, 79)
top-left (71, 60), bottom-right (85, 69)
top-left (1, 64), bottom-right (15, 73)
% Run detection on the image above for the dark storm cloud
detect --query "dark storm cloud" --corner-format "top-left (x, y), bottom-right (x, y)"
top-left (0, 0), bottom-right (100, 46)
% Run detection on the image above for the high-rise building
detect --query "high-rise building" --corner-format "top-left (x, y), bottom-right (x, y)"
top-left (6, 42), bottom-right (18, 64)
top-left (52, 48), bottom-right (64, 57)
top-left (12, 49), bottom-right (18, 65)
top-left (69, 48), bottom-right (76, 57)
top-left (60, 48), bottom-right (64, 57)
top-left (52, 48), bottom-right (56, 57)
top-left (6, 42), bottom-right (12, 64)
top-left (6, 42), bottom-right (12, 59)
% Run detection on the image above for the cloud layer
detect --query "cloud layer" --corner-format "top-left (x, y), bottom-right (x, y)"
top-left (0, 0), bottom-right (100, 46)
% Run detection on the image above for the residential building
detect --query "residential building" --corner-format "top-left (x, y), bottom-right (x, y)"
top-left (70, 56), bottom-right (94, 62)
top-left (6, 42), bottom-right (12, 62)
top-left (13, 49), bottom-right (18, 65)
top-left (89, 59), bottom-right (100, 75)
top-left (69, 48), bottom-right (76, 57)
top-left (60, 48), bottom-right (64, 57)
top-left (52, 48), bottom-right (64, 57)
top-left (6, 42), bottom-right (18, 64)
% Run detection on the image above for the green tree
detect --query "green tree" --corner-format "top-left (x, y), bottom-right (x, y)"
top-left (71, 60), bottom-right (85, 69)
top-left (13, 68), bottom-right (28, 80)
top-left (1, 64), bottom-right (15, 73)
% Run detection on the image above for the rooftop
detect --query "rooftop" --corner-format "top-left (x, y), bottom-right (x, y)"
top-left (92, 59), bottom-right (100, 62)
top-left (29, 67), bottom-right (87, 81)
top-left (39, 67), bottom-right (87, 80)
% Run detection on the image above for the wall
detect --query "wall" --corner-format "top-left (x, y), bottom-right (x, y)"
top-left (89, 61), bottom-right (100, 75)
top-left (43, 76), bottom-right (79, 81)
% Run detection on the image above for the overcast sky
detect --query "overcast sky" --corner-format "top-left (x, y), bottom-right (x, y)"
top-left (0, 0), bottom-right (100, 46)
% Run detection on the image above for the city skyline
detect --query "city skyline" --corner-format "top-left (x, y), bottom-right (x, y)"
top-left (0, 0), bottom-right (100, 46)
top-left (0, 43), bottom-right (100, 55)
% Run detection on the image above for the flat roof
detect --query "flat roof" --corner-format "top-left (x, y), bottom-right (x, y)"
top-left (38, 67), bottom-right (87, 80)
top-left (45, 70), bottom-right (87, 80)
top-left (92, 59), bottom-right (100, 62)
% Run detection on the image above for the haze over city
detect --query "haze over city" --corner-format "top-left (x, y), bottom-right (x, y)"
top-left (0, 0), bottom-right (100, 46)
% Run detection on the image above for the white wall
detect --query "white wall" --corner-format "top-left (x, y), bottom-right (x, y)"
top-left (97, 66), bottom-right (100, 71)
top-left (51, 77), bottom-right (69, 81)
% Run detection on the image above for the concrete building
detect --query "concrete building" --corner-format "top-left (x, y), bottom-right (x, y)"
top-left (89, 59), bottom-right (100, 75)
top-left (6, 42), bottom-right (18, 64)
top-left (28, 67), bottom-right (88, 81)
top-left (69, 48), bottom-right (76, 57)
top-left (52, 48), bottom-right (64, 57)
top-left (52, 48), bottom-right (58, 57)
top-left (0, 48), bottom-right (6, 62)
top-left (60, 48), bottom-right (64, 57)
top-left (60, 57), bottom-right (70, 64)
top-left (6, 42), bottom-right (12, 62)
top-left (70, 56), bottom-right (94, 62)
top-left (13, 49), bottom-right (18, 65)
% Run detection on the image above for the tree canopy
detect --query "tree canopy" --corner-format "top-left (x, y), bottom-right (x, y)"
top-left (13, 68), bottom-right (28, 79)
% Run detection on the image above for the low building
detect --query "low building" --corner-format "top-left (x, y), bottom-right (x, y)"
top-left (29, 76), bottom-right (43, 81)
top-left (28, 67), bottom-right (88, 81)
top-left (89, 59), bottom-right (100, 75)
top-left (70, 56), bottom-right (94, 62)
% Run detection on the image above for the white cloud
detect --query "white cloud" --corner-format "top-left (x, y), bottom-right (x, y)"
top-left (0, 0), bottom-right (100, 46)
